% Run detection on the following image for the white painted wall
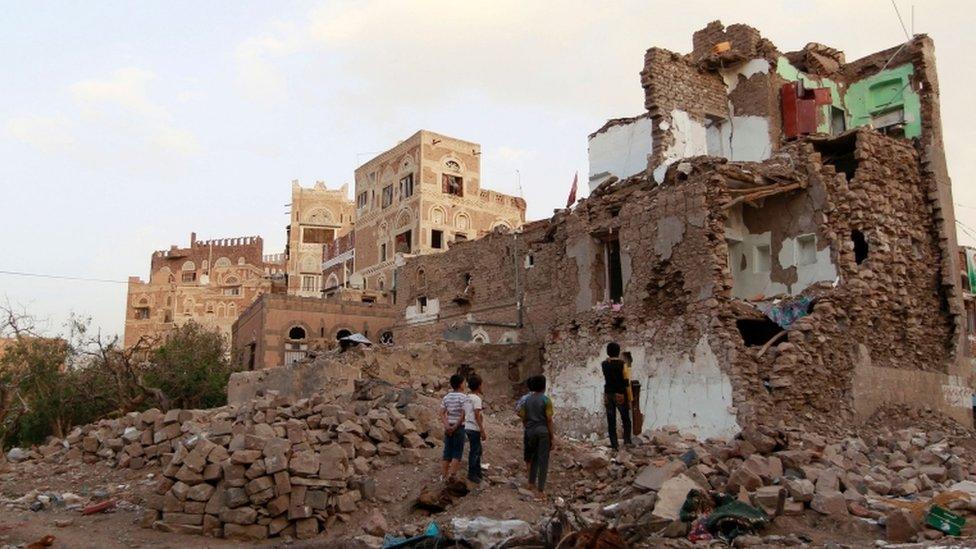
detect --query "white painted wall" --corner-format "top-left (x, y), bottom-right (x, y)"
top-left (652, 109), bottom-right (708, 183)
top-left (587, 117), bottom-right (653, 191)
top-left (726, 208), bottom-right (837, 299)
top-left (547, 335), bottom-right (741, 440)
top-left (720, 59), bottom-right (770, 93)
top-left (404, 297), bottom-right (440, 324)
top-left (718, 116), bottom-right (772, 162)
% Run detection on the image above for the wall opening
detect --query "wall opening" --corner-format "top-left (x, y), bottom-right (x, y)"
top-left (605, 237), bottom-right (623, 303)
top-left (736, 318), bottom-right (782, 347)
top-left (852, 230), bottom-right (869, 264)
top-left (336, 329), bottom-right (352, 341)
top-left (812, 133), bottom-right (858, 181)
top-left (395, 230), bottom-right (412, 254)
top-left (431, 229), bottom-right (443, 249)
top-left (288, 326), bottom-right (306, 340)
top-left (797, 234), bottom-right (817, 265)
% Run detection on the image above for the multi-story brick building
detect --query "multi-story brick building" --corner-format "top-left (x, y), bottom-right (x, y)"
top-left (285, 181), bottom-right (355, 297)
top-left (123, 233), bottom-right (285, 348)
top-left (349, 130), bottom-right (526, 293)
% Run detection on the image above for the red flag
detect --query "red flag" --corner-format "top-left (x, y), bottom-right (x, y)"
top-left (566, 172), bottom-right (578, 208)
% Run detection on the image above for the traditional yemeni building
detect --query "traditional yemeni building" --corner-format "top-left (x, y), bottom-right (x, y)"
top-left (393, 22), bottom-right (972, 436)
top-left (349, 130), bottom-right (526, 293)
top-left (322, 232), bottom-right (356, 292)
top-left (231, 293), bottom-right (395, 370)
top-left (123, 233), bottom-right (285, 348)
top-left (285, 181), bottom-right (355, 297)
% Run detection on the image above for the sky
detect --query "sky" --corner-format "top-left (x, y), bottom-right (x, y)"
top-left (2, 0), bottom-right (975, 338)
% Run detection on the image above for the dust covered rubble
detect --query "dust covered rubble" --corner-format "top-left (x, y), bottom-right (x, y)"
top-left (8, 378), bottom-right (439, 541)
top-left (564, 418), bottom-right (976, 545)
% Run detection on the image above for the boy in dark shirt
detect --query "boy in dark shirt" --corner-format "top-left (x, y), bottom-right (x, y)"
top-left (601, 342), bottom-right (632, 450)
top-left (516, 375), bottom-right (554, 498)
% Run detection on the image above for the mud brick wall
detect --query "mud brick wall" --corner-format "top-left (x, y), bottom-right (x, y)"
top-left (691, 20), bottom-right (765, 66)
top-left (712, 132), bottom-right (957, 425)
top-left (640, 49), bottom-right (728, 174)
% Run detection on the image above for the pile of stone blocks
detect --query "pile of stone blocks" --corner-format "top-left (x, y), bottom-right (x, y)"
top-left (20, 382), bottom-right (433, 540)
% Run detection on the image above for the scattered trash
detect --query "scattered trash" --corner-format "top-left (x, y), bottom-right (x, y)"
top-left (451, 516), bottom-right (533, 547)
top-left (81, 499), bottom-right (116, 515)
top-left (382, 522), bottom-right (458, 549)
top-left (705, 498), bottom-right (769, 542)
top-left (679, 490), bottom-right (769, 543)
top-left (925, 505), bottom-right (965, 536)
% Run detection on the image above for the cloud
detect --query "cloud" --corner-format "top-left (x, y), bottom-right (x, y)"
top-left (235, 23), bottom-right (304, 102)
top-left (67, 68), bottom-right (201, 155)
top-left (6, 115), bottom-right (75, 151)
top-left (70, 68), bottom-right (169, 121)
top-left (7, 67), bottom-right (201, 162)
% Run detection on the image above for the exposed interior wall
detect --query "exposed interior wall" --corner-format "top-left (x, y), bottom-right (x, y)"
top-left (546, 335), bottom-right (740, 439)
top-left (652, 109), bottom-right (708, 182)
top-left (845, 63), bottom-right (921, 139)
top-left (725, 201), bottom-right (837, 300)
top-left (587, 116), bottom-right (653, 190)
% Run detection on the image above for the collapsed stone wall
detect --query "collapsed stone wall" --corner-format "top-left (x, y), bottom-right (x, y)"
top-left (228, 342), bottom-right (542, 405)
top-left (726, 131), bottom-right (960, 423)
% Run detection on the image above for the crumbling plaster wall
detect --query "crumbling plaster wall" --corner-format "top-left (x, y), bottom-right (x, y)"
top-left (725, 192), bottom-right (838, 300)
top-left (228, 342), bottom-right (541, 405)
top-left (587, 116), bottom-right (653, 191)
top-left (723, 132), bottom-right (963, 424)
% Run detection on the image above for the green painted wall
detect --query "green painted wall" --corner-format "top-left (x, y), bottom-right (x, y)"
top-left (843, 63), bottom-right (921, 139)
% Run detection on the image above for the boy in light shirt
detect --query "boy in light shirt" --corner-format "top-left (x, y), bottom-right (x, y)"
top-left (439, 374), bottom-right (468, 481)
top-left (463, 374), bottom-right (486, 484)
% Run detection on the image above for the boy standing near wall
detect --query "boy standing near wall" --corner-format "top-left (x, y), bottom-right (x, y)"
top-left (439, 374), bottom-right (468, 481)
top-left (517, 375), bottom-right (555, 498)
top-left (602, 342), bottom-right (632, 450)
top-left (463, 374), bottom-right (486, 484)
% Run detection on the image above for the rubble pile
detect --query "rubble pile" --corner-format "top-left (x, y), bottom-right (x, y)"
top-left (10, 380), bottom-right (439, 541)
top-left (568, 420), bottom-right (976, 544)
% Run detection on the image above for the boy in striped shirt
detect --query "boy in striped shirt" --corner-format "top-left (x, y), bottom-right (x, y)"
top-left (439, 373), bottom-right (468, 481)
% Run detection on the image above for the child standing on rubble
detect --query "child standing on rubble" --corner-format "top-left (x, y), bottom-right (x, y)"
top-left (517, 375), bottom-right (555, 498)
top-left (439, 373), bottom-right (468, 481)
top-left (463, 374), bottom-right (486, 484)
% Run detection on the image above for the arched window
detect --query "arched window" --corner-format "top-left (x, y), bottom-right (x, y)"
top-left (380, 331), bottom-right (394, 345)
top-left (214, 257), bottom-right (232, 268)
top-left (455, 212), bottom-right (471, 230)
top-left (288, 326), bottom-right (307, 340)
top-left (238, 257), bottom-right (246, 265)
top-left (325, 273), bottom-right (340, 289)
top-left (377, 276), bottom-right (385, 291)
top-left (201, 259), bottom-right (209, 271)
top-left (446, 160), bottom-right (461, 172)
top-left (336, 329), bottom-right (352, 341)
top-left (182, 261), bottom-right (196, 271)
top-left (417, 268), bottom-right (427, 288)
top-left (430, 206), bottom-right (446, 225)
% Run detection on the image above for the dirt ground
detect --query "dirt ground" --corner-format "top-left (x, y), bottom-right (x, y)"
top-left (0, 394), bottom-right (971, 548)
top-left (0, 398), bottom-right (585, 548)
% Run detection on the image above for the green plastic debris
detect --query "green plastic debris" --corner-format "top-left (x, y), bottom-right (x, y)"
top-left (926, 505), bottom-right (964, 536)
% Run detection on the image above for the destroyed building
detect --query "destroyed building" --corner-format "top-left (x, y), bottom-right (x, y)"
top-left (393, 22), bottom-right (971, 436)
